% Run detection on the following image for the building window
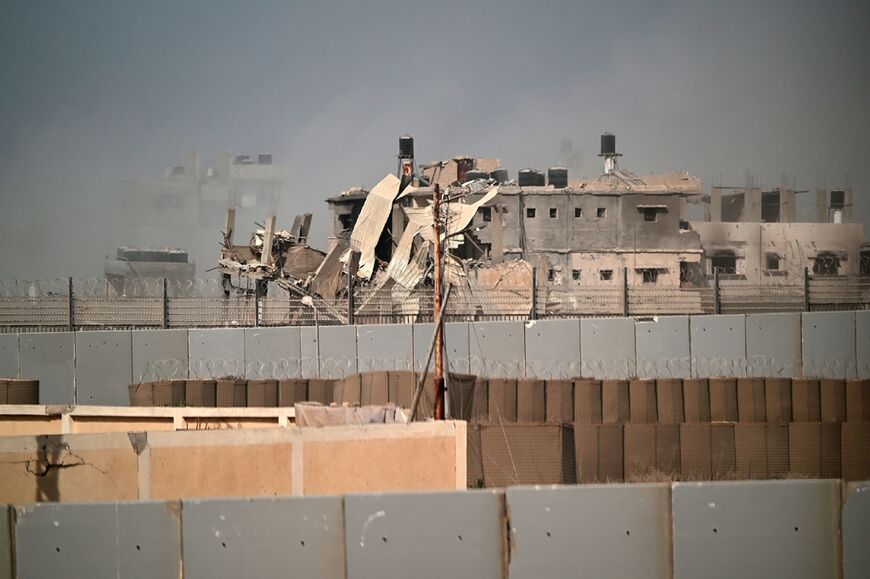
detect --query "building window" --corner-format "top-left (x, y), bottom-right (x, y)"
top-left (549, 208), bottom-right (558, 219)
top-left (861, 251), bottom-right (870, 276)
top-left (572, 269), bottom-right (581, 281)
top-left (547, 268), bottom-right (555, 282)
top-left (639, 268), bottom-right (659, 284)
top-left (597, 207), bottom-right (606, 218)
top-left (766, 254), bottom-right (780, 271)
top-left (642, 208), bottom-right (658, 222)
top-left (711, 252), bottom-right (737, 275)
top-left (481, 207), bottom-right (492, 222)
top-left (338, 214), bottom-right (354, 231)
top-left (813, 253), bottom-right (840, 275)
top-left (527, 207), bottom-right (536, 218)
top-left (574, 207), bottom-right (583, 218)
top-left (600, 270), bottom-right (613, 281)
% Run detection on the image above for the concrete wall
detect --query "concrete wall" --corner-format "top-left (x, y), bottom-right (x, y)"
top-left (2, 479), bottom-right (864, 578)
top-left (1, 311), bottom-right (866, 405)
top-left (0, 421), bottom-right (465, 504)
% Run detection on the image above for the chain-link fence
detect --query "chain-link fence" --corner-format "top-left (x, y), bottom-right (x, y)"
top-left (0, 270), bottom-right (868, 332)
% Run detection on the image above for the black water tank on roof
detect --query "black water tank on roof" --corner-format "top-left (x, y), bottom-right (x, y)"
top-left (464, 169), bottom-right (489, 182)
top-left (399, 135), bottom-right (415, 158)
top-left (518, 169), bottom-right (539, 187)
top-left (490, 168), bottom-right (509, 183)
top-left (601, 133), bottom-right (616, 155)
top-left (548, 167), bottom-right (568, 188)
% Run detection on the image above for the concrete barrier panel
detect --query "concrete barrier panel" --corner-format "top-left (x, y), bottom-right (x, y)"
top-left (182, 496), bottom-right (345, 579)
top-left (581, 318), bottom-right (636, 379)
top-left (469, 321), bottom-right (525, 378)
top-left (525, 319), bottom-right (581, 379)
top-left (19, 332), bottom-right (75, 405)
top-left (802, 312), bottom-right (857, 379)
top-left (244, 327), bottom-right (301, 380)
top-left (0, 334), bottom-right (17, 378)
top-left (690, 315), bottom-right (747, 378)
top-left (132, 329), bottom-right (188, 383)
top-left (318, 325), bottom-right (357, 379)
top-left (414, 322), bottom-right (470, 375)
top-left (14, 501), bottom-right (181, 579)
top-left (357, 324), bottom-right (413, 373)
top-left (636, 316), bottom-right (691, 379)
top-left (75, 330), bottom-right (133, 406)
top-left (345, 490), bottom-right (504, 579)
top-left (300, 326), bottom-right (319, 378)
top-left (856, 311), bottom-right (870, 379)
top-left (189, 328), bottom-right (245, 379)
top-left (745, 313), bottom-right (801, 378)
top-left (0, 505), bottom-right (10, 579)
top-left (507, 484), bottom-right (671, 579)
top-left (843, 482), bottom-right (870, 579)
top-left (672, 480), bottom-right (840, 579)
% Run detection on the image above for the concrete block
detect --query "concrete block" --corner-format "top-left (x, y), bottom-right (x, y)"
top-left (345, 490), bottom-right (504, 579)
top-left (802, 311), bottom-right (857, 379)
top-left (19, 332), bottom-right (75, 405)
top-left (580, 318), bottom-right (636, 379)
top-left (469, 321), bottom-right (525, 378)
top-left (672, 480), bottom-right (840, 579)
top-left (189, 328), bottom-right (245, 379)
top-left (507, 484), bottom-right (671, 579)
top-left (182, 496), bottom-right (344, 579)
top-left (524, 319), bottom-right (581, 379)
top-left (0, 333), bottom-right (17, 378)
top-left (843, 482), bottom-right (870, 579)
top-left (300, 326), bottom-right (319, 378)
top-left (636, 316), bottom-right (691, 379)
top-left (14, 501), bottom-right (181, 579)
top-left (745, 313), bottom-right (801, 378)
top-left (75, 330), bottom-right (133, 405)
top-left (857, 311), bottom-right (870, 379)
top-left (414, 322), bottom-right (470, 375)
top-left (244, 326), bottom-right (301, 380)
top-left (132, 329), bottom-right (188, 383)
top-left (690, 315), bottom-right (747, 378)
top-left (357, 324), bottom-right (413, 373)
top-left (318, 325), bottom-right (357, 379)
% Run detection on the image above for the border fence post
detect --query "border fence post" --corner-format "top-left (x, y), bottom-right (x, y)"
top-left (623, 267), bottom-right (629, 317)
top-left (347, 271), bottom-right (355, 325)
top-left (714, 270), bottom-right (721, 315)
top-left (530, 267), bottom-right (538, 320)
top-left (68, 277), bottom-right (74, 331)
top-left (804, 266), bottom-right (810, 311)
top-left (162, 278), bottom-right (169, 329)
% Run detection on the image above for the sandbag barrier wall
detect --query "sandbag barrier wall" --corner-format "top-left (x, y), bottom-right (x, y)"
top-left (1, 480), bottom-right (868, 579)
top-left (465, 377), bottom-right (870, 485)
top-left (0, 311), bottom-right (866, 406)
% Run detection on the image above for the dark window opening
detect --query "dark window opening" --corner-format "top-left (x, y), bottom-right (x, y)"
top-left (338, 214), bottom-right (354, 231)
top-left (547, 269), bottom-right (555, 282)
top-left (860, 251), bottom-right (870, 276)
top-left (711, 252), bottom-right (737, 275)
top-left (600, 270), bottom-right (613, 281)
top-left (639, 268), bottom-right (659, 284)
top-left (762, 192), bottom-right (781, 223)
top-left (766, 254), bottom-right (780, 271)
top-left (481, 207), bottom-right (492, 222)
top-left (642, 208), bottom-right (658, 222)
top-left (813, 253), bottom-right (840, 275)
top-left (527, 207), bottom-right (536, 218)
top-left (549, 208), bottom-right (558, 219)
top-left (574, 207), bottom-right (583, 218)
top-left (572, 269), bottom-right (581, 281)
top-left (597, 207), bottom-right (606, 218)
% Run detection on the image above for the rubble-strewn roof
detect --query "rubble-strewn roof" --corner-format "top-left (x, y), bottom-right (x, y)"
top-left (569, 169), bottom-right (702, 194)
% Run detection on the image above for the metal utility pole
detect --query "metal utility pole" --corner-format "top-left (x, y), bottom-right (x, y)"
top-left (432, 183), bottom-right (445, 420)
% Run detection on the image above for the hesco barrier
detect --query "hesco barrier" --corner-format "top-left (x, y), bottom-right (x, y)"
top-left (0, 312), bottom-right (867, 405)
top-left (1, 480), bottom-right (868, 578)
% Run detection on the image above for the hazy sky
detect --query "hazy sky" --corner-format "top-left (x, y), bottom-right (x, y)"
top-left (1, 0), bottom-right (868, 278)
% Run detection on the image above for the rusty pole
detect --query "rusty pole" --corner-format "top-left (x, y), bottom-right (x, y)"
top-left (432, 183), bottom-right (445, 420)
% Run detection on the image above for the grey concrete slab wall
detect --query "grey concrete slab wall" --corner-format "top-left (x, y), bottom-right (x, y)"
top-left (690, 315), bottom-right (747, 378)
top-left (843, 482), bottom-right (870, 579)
top-left (507, 484), bottom-right (672, 579)
top-left (745, 313), bottom-right (801, 378)
top-left (75, 330), bottom-right (133, 406)
top-left (300, 326), bottom-right (319, 378)
top-left (344, 490), bottom-right (504, 579)
top-left (19, 332), bottom-right (75, 405)
top-left (414, 322), bottom-right (470, 374)
top-left (802, 311), bottom-right (857, 379)
top-left (189, 328), bottom-right (245, 379)
top-left (672, 480), bottom-right (840, 579)
top-left (0, 505), bottom-right (10, 579)
top-left (132, 329), bottom-right (189, 383)
top-left (856, 311), bottom-right (870, 379)
top-left (318, 325), bottom-right (357, 379)
top-left (14, 501), bottom-right (181, 579)
top-left (0, 334), bottom-right (18, 378)
top-left (469, 321), bottom-right (525, 378)
top-left (244, 327), bottom-right (301, 379)
top-left (581, 318), bottom-right (636, 379)
top-left (524, 319), bottom-right (581, 378)
top-left (182, 496), bottom-right (345, 579)
top-left (636, 316), bottom-right (691, 379)
top-left (357, 324), bottom-right (413, 373)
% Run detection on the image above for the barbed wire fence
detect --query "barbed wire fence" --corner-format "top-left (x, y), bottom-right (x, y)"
top-left (0, 258), bottom-right (867, 332)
